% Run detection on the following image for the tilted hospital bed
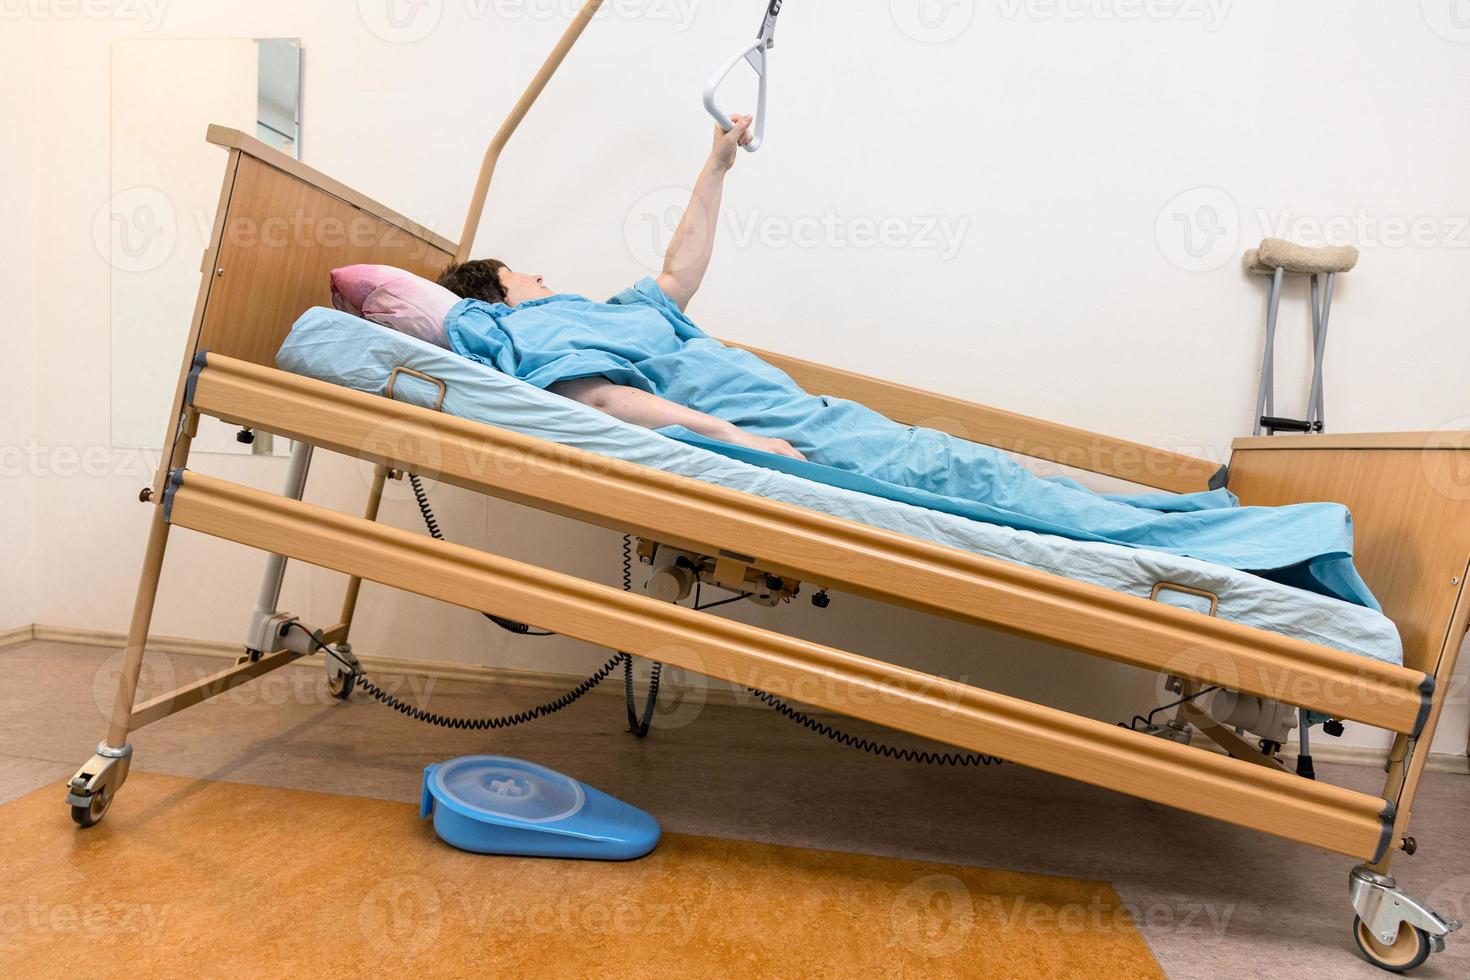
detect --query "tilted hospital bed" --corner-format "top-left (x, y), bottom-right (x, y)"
top-left (73, 6), bottom-right (1467, 970)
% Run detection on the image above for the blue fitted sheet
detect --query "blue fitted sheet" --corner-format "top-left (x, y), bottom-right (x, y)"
top-left (276, 308), bottom-right (1404, 666)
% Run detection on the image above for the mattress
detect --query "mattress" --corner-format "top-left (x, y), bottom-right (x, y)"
top-left (276, 308), bottom-right (1404, 666)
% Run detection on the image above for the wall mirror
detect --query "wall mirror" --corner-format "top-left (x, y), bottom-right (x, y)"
top-left (107, 38), bottom-right (302, 455)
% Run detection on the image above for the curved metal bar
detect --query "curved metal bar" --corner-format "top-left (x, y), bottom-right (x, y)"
top-left (455, 0), bottom-right (607, 264)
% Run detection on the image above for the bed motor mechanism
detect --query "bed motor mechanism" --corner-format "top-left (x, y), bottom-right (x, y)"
top-left (635, 539), bottom-right (812, 608)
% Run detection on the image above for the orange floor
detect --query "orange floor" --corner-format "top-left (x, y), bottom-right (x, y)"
top-left (1, 772), bottom-right (1161, 978)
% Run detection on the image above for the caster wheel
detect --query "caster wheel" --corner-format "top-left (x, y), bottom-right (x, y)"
top-left (327, 669), bottom-right (356, 700)
top-left (70, 788), bottom-right (111, 828)
top-left (1354, 915), bottom-right (1432, 973)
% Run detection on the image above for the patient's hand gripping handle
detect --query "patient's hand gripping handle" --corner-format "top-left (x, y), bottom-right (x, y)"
top-left (703, 0), bottom-right (782, 153)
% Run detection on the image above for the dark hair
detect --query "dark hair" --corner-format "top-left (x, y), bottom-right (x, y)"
top-left (437, 259), bottom-right (509, 304)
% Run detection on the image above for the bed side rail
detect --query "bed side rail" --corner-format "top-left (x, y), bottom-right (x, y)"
top-left (735, 344), bottom-right (1227, 495)
top-left (185, 354), bottom-right (1431, 735)
top-left (162, 468), bottom-right (1397, 862)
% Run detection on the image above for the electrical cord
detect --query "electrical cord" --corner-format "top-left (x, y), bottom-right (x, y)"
top-left (291, 622), bottom-right (626, 730)
top-left (1121, 685), bottom-right (1219, 732)
top-left (346, 482), bottom-right (1210, 770)
top-left (410, 472), bottom-right (554, 636)
top-left (409, 475), bottom-right (658, 734)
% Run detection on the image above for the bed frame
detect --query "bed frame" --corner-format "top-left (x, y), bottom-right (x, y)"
top-left (72, 4), bottom-right (1466, 969)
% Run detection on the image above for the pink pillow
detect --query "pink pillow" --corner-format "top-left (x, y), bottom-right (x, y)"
top-left (330, 265), bottom-right (458, 349)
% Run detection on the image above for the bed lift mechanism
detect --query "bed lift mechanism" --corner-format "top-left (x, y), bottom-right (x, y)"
top-left (634, 538), bottom-right (817, 607)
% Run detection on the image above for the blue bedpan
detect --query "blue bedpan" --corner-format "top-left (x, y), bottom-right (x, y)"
top-left (420, 756), bottom-right (660, 861)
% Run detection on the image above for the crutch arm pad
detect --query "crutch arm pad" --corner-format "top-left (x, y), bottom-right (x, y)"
top-left (1246, 238), bottom-right (1359, 275)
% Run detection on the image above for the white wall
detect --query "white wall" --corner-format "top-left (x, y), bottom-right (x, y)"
top-left (16, 0), bottom-right (1470, 755)
top-left (1, 20), bottom-right (41, 632)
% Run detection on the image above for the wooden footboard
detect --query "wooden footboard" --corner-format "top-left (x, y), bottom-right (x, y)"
top-left (1229, 433), bottom-right (1470, 862)
top-left (1228, 433), bottom-right (1470, 677)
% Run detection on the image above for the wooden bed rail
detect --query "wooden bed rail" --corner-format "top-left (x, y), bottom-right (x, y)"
top-left (185, 353), bottom-right (1432, 736)
top-left (162, 469), bottom-right (1396, 861)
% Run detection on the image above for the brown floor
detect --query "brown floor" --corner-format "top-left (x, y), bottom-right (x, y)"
top-left (1, 772), bottom-right (1163, 978)
top-left (3, 640), bottom-right (1467, 978)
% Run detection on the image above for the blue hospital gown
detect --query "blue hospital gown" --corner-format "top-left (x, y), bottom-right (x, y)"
top-left (446, 278), bottom-right (1378, 609)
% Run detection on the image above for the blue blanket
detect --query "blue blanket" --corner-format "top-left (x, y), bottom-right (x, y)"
top-left (445, 278), bottom-right (1378, 609)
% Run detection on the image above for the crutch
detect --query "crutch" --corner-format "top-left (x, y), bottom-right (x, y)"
top-left (1244, 238), bottom-right (1359, 436)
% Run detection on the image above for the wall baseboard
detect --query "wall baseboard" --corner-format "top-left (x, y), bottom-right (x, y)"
top-left (0, 625), bottom-right (36, 649)
top-left (19, 625), bottom-right (1470, 775)
top-left (28, 624), bottom-right (746, 708)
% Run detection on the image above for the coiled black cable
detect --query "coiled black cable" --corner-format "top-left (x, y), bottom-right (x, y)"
top-left (294, 622), bottom-right (624, 730)
top-left (407, 476), bottom-right (659, 733)
top-left (356, 652), bottom-right (627, 731)
top-left (618, 533), bottom-right (660, 738)
top-left (409, 472), bottom-right (552, 636)
top-left (363, 482), bottom-right (999, 763)
top-left (747, 689), bottom-right (1005, 767)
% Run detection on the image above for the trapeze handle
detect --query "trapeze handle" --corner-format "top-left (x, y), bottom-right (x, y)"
top-left (703, 37), bottom-right (769, 153)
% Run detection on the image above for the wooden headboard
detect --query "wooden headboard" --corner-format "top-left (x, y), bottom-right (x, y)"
top-left (192, 126), bottom-right (456, 367)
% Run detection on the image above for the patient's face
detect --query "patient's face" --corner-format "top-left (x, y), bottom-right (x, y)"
top-left (500, 268), bottom-right (555, 306)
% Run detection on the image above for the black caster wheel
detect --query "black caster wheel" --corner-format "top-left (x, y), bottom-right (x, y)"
top-left (70, 788), bottom-right (111, 828)
top-left (1353, 915), bottom-right (1432, 973)
top-left (327, 669), bottom-right (356, 700)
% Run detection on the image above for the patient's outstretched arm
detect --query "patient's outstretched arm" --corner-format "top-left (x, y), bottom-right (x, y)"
top-left (656, 116), bottom-right (753, 311)
top-left (550, 376), bottom-right (805, 461)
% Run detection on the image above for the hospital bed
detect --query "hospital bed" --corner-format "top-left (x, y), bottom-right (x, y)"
top-left (72, 7), bottom-right (1466, 970)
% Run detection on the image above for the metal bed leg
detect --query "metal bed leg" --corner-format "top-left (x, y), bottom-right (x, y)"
top-left (336, 464), bottom-right (390, 638)
top-left (322, 464), bottom-right (391, 697)
top-left (241, 441), bottom-right (315, 656)
top-left (66, 416), bottom-right (199, 827)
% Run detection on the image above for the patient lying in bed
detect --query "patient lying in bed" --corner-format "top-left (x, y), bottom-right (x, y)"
top-left (430, 119), bottom-right (1377, 609)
